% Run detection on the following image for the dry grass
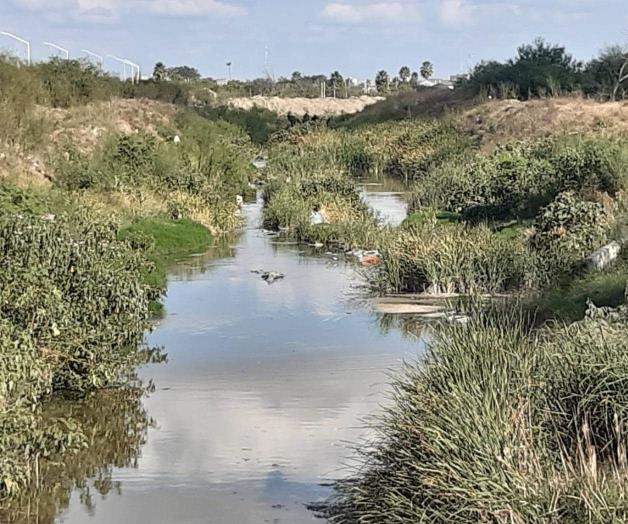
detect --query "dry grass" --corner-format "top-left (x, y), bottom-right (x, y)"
top-left (44, 97), bottom-right (177, 153)
top-left (459, 97), bottom-right (628, 151)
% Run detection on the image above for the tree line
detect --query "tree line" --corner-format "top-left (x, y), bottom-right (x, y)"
top-left (468, 38), bottom-right (628, 101)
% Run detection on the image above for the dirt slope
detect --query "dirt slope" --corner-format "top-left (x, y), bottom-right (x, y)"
top-left (0, 98), bottom-right (176, 184)
top-left (458, 98), bottom-right (628, 149)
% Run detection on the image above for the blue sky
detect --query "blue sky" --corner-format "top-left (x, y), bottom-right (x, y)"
top-left (1, 0), bottom-right (626, 80)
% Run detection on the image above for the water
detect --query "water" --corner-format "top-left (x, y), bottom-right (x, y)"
top-left (359, 176), bottom-right (410, 227)
top-left (50, 187), bottom-right (423, 524)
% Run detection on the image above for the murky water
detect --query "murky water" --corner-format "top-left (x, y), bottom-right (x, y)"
top-left (359, 176), bottom-right (410, 226)
top-left (50, 187), bottom-right (423, 524)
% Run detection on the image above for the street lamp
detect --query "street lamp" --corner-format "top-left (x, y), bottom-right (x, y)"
top-left (44, 41), bottom-right (69, 59)
top-left (123, 59), bottom-right (140, 84)
top-left (226, 61), bottom-right (232, 81)
top-left (0, 31), bottom-right (31, 65)
top-left (82, 49), bottom-right (103, 68)
top-left (107, 54), bottom-right (129, 81)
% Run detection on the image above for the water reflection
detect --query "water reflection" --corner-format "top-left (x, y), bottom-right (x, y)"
top-left (358, 176), bottom-right (409, 227)
top-left (47, 192), bottom-right (425, 524)
top-left (1, 389), bottom-right (152, 524)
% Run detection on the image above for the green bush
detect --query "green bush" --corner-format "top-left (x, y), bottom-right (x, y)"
top-left (529, 191), bottom-right (611, 260)
top-left (413, 136), bottom-right (627, 222)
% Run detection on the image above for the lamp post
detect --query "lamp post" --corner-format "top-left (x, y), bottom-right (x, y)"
top-left (0, 31), bottom-right (31, 65)
top-left (123, 59), bottom-right (140, 84)
top-left (82, 49), bottom-right (104, 68)
top-left (44, 41), bottom-right (69, 59)
top-left (226, 61), bottom-right (232, 81)
top-left (107, 54), bottom-right (129, 81)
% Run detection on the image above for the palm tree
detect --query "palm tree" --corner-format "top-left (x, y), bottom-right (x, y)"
top-left (375, 70), bottom-right (390, 93)
top-left (399, 66), bottom-right (411, 83)
top-left (420, 61), bottom-right (434, 80)
top-left (152, 62), bottom-right (167, 82)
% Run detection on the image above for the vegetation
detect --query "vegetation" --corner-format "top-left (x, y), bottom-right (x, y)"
top-left (324, 303), bottom-right (628, 523)
top-left (468, 38), bottom-right (628, 101)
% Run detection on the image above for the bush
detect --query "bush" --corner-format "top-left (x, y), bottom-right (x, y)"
top-left (0, 212), bottom-right (160, 499)
top-left (413, 136), bottom-right (627, 222)
top-left (529, 191), bottom-right (611, 261)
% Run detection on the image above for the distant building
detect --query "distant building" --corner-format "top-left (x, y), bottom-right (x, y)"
top-left (214, 78), bottom-right (229, 86)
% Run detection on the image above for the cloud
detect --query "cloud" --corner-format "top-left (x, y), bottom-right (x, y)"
top-left (323, 2), bottom-right (420, 24)
top-left (11, 0), bottom-right (246, 17)
top-left (439, 0), bottom-right (475, 26)
top-left (137, 0), bottom-right (246, 16)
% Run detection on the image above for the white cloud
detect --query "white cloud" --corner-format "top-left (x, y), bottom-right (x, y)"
top-left (323, 2), bottom-right (420, 24)
top-left (12, 0), bottom-right (246, 17)
top-left (439, 0), bottom-right (475, 26)
top-left (137, 0), bottom-right (246, 16)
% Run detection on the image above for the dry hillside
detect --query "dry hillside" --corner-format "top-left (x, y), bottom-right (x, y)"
top-left (458, 97), bottom-right (628, 150)
top-left (0, 98), bottom-right (176, 184)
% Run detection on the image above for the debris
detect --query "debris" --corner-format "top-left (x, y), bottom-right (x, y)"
top-left (310, 210), bottom-right (325, 225)
top-left (586, 241), bottom-right (622, 271)
top-left (251, 269), bottom-right (285, 284)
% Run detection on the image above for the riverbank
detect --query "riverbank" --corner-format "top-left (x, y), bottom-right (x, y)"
top-left (0, 68), bottom-right (255, 505)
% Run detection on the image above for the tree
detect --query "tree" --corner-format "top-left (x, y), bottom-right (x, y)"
top-left (167, 65), bottom-right (201, 82)
top-left (399, 66), bottom-right (411, 83)
top-left (328, 70), bottom-right (344, 96)
top-left (420, 61), bottom-right (434, 80)
top-left (583, 46), bottom-right (628, 100)
top-left (410, 71), bottom-right (419, 86)
top-left (375, 70), bottom-right (390, 93)
top-left (291, 71), bottom-right (302, 82)
top-left (153, 62), bottom-right (167, 82)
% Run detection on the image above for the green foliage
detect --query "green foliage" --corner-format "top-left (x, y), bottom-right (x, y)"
top-left (0, 212), bottom-right (159, 499)
top-left (325, 308), bottom-right (628, 523)
top-left (118, 217), bottom-right (213, 295)
top-left (529, 191), bottom-right (611, 261)
top-left (373, 222), bottom-right (533, 294)
top-left (413, 136), bottom-right (627, 222)
top-left (469, 38), bottom-right (581, 99)
top-left (199, 105), bottom-right (287, 145)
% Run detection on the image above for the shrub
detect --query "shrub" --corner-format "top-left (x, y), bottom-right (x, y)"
top-left (529, 191), bottom-right (611, 260)
top-left (412, 136), bottom-right (627, 222)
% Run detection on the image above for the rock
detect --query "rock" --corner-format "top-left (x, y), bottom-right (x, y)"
top-left (587, 241), bottom-right (621, 271)
top-left (173, 135), bottom-right (181, 145)
top-left (41, 213), bottom-right (56, 222)
top-left (236, 195), bottom-right (244, 207)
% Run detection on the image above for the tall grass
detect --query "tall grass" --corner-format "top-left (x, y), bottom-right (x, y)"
top-left (324, 305), bottom-right (628, 523)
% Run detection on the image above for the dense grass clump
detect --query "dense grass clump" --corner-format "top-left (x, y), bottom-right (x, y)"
top-left (324, 305), bottom-right (628, 523)
top-left (372, 221), bottom-right (533, 294)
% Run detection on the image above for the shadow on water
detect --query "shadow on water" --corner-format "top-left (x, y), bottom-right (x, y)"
top-left (5, 186), bottom-right (427, 524)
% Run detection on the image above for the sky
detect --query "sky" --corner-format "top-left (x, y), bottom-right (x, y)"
top-left (0, 0), bottom-right (626, 80)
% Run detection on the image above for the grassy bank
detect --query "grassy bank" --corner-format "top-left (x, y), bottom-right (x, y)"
top-left (0, 61), bottom-right (257, 505)
top-left (323, 303), bottom-right (628, 523)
